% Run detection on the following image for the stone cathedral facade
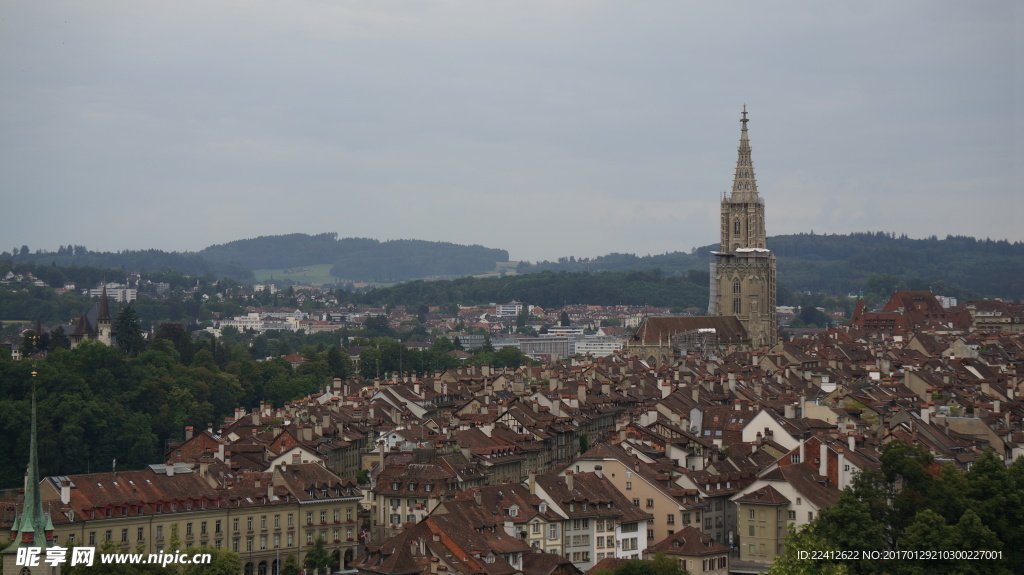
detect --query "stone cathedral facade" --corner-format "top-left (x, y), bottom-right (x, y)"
top-left (708, 107), bottom-right (778, 347)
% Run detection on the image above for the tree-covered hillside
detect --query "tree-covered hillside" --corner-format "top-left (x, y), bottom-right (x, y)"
top-left (200, 233), bottom-right (510, 281)
top-left (347, 269), bottom-right (711, 310)
top-left (518, 232), bottom-right (1024, 300)
top-left (1, 246), bottom-right (252, 280)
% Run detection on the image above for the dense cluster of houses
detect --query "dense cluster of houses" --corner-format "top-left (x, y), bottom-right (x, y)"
top-left (3, 291), bottom-right (1023, 574)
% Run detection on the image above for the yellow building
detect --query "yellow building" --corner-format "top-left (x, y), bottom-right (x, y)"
top-left (35, 462), bottom-right (361, 574)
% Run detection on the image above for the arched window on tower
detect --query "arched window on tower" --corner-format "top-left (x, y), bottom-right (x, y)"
top-left (734, 220), bottom-right (740, 234)
top-left (733, 280), bottom-right (742, 315)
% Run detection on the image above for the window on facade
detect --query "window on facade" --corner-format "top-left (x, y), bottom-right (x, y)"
top-left (121, 529), bottom-right (128, 542)
top-left (646, 499), bottom-right (654, 508)
top-left (667, 514), bottom-right (675, 524)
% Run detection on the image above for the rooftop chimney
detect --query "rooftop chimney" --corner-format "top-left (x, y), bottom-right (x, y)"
top-left (819, 442), bottom-right (828, 477)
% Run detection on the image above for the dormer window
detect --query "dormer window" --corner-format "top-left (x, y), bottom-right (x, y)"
top-left (425, 483), bottom-right (434, 493)
top-left (539, 502), bottom-right (547, 513)
top-left (392, 482), bottom-right (400, 490)
top-left (408, 483), bottom-right (417, 492)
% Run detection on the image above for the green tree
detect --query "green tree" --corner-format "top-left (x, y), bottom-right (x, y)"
top-left (813, 489), bottom-right (886, 574)
top-left (950, 510), bottom-right (1008, 575)
top-left (768, 524), bottom-right (850, 575)
top-left (304, 539), bottom-right (334, 575)
top-left (896, 509), bottom-right (957, 575)
top-left (114, 304), bottom-right (146, 356)
top-left (49, 325), bottom-right (71, 351)
top-left (326, 345), bottom-right (353, 379)
top-left (181, 547), bottom-right (241, 575)
top-left (359, 347), bottom-right (383, 380)
top-left (280, 553), bottom-right (300, 575)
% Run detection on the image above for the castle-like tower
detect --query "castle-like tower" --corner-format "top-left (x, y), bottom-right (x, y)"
top-left (708, 107), bottom-right (778, 347)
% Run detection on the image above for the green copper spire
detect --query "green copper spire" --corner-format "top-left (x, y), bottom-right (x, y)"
top-left (5, 371), bottom-right (54, 550)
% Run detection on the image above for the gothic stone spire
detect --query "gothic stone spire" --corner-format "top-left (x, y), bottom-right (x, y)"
top-left (730, 104), bottom-right (759, 201)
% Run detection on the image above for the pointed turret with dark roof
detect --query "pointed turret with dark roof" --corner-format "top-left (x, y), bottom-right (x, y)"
top-left (96, 284), bottom-right (113, 346)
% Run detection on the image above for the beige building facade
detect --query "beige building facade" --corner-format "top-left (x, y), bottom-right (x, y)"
top-left (35, 463), bottom-right (361, 575)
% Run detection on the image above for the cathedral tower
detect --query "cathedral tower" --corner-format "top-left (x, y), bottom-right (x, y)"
top-left (709, 107), bottom-right (778, 347)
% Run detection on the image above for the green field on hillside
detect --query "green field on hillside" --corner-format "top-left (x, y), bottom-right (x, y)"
top-left (253, 261), bottom-right (520, 286)
top-left (252, 264), bottom-right (337, 285)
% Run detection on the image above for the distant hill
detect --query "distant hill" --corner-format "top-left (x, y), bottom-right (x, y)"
top-left (0, 247), bottom-right (253, 280)
top-left (517, 232), bottom-right (1024, 300)
top-left (4, 232), bottom-right (1021, 299)
top-left (199, 233), bottom-right (510, 282)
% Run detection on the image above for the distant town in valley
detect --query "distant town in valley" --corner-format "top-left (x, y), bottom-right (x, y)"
top-left (2, 114), bottom-right (1022, 575)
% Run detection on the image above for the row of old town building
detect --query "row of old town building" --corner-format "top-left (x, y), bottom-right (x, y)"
top-left (3, 290), bottom-right (1023, 575)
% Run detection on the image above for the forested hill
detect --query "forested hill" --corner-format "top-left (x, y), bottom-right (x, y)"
top-left (4, 234), bottom-right (511, 284)
top-left (0, 247), bottom-right (253, 280)
top-left (3, 232), bottom-right (1021, 298)
top-left (198, 233), bottom-right (510, 281)
top-left (518, 232), bottom-right (1024, 300)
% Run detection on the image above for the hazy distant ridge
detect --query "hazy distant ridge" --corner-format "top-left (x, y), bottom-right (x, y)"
top-left (199, 233), bottom-right (510, 282)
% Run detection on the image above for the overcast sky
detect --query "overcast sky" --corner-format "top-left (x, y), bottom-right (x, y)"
top-left (1, 1), bottom-right (1020, 263)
